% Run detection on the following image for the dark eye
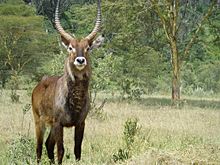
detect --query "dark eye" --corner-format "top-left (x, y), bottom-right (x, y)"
top-left (86, 46), bottom-right (90, 51)
top-left (68, 47), bottom-right (76, 53)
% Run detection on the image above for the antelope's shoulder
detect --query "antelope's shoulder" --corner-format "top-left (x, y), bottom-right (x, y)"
top-left (41, 75), bottom-right (61, 88)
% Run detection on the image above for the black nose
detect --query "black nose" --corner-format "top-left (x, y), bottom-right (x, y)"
top-left (76, 58), bottom-right (85, 64)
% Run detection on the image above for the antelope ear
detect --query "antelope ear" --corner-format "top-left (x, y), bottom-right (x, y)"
top-left (61, 36), bottom-right (69, 49)
top-left (89, 35), bottom-right (104, 51)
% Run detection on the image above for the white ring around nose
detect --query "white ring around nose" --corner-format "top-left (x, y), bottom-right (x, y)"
top-left (74, 57), bottom-right (87, 70)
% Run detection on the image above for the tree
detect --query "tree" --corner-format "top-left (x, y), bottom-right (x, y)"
top-left (0, 1), bottom-right (57, 91)
top-left (149, 0), bottom-right (217, 102)
top-left (63, 0), bottom-right (165, 98)
top-left (32, 0), bottom-right (73, 21)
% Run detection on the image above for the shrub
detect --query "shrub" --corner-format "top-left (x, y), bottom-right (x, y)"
top-left (10, 89), bottom-right (20, 103)
top-left (123, 118), bottom-right (140, 149)
top-left (6, 134), bottom-right (50, 165)
top-left (6, 135), bottom-right (36, 164)
top-left (113, 118), bottom-right (141, 162)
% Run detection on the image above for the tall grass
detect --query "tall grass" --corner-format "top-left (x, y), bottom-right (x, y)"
top-left (0, 90), bottom-right (220, 164)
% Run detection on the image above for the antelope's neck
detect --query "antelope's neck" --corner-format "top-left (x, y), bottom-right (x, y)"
top-left (60, 74), bottom-right (90, 127)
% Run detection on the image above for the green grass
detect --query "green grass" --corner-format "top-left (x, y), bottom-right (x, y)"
top-left (0, 90), bottom-right (220, 164)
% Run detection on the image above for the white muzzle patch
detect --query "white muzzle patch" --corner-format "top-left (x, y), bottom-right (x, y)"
top-left (74, 57), bottom-right (87, 70)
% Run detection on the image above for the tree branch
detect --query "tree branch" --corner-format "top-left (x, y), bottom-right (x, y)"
top-left (150, 0), bottom-right (171, 41)
top-left (183, 1), bottom-right (216, 58)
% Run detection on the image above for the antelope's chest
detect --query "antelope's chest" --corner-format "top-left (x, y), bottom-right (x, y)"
top-left (66, 87), bottom-right (87, 112)
top-left (62, 80), bottom-right (89, 127)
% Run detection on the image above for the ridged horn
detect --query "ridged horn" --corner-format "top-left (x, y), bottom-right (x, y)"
top-left (55, 0), bottom-right (74, 41)
top-left (85, 0), bottom-right (102, 41)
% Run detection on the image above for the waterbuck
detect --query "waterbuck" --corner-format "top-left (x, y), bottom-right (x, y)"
top-left (31, 0), bottom-right (104, 164)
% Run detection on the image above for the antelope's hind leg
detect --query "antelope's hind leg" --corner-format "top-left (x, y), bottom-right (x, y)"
top-left (34, 117), bottom-right (45, 164)
top-left (56, 124), bottom-right (64, 165)
top-left (46, 124), bottom-right (64, 165)
top-left (45, 128), bottom-right (56, 164)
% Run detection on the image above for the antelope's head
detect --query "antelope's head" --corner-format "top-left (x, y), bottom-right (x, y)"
top-left (55, 0), bottom-right (104, 75)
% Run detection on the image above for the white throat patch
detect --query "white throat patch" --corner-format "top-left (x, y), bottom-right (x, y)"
top-left (75, 65), bottom-right (85, 71)
top-left (67, 58), bottom-right (75, 81)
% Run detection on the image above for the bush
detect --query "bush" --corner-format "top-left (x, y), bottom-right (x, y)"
top-left (6, 134), bottom-right (50, 165)
top-left (7, 74), bottom-right (20, 102)
top-left (10, 89), bottom-right (20, 103)
top-left (6, 135), bottom-right (36, 164)
top-left (181, 61), bottom-right (220, 96)
top-left (113, 118), bottom-right (141, 162)
top-left (113, 148), bottom-right (130, 163)
top-left (123, 118), bottom-right (140, 149)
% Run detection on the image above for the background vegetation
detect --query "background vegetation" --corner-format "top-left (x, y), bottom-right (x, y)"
top-left (0, 0), bottom-right (219, 100)
top-left (0, 0), bottom-right (220, 164)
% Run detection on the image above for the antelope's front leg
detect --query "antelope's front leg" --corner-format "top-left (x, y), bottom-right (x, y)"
top-left (33, 116), bottom-right (45, 164)
top-left (74, 121), bottom-right (85, 160)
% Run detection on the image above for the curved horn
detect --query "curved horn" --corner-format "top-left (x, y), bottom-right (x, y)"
top-left (85, 0), bottom-right (102, 41)
top-left (55, 0), bottom-right (74, 41)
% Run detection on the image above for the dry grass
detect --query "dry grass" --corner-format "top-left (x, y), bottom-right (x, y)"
top-left (0, 90), bottom-right (220, 164)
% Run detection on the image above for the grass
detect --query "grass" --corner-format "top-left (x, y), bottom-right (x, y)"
top-left (0, 90), bottom-right (220, 164)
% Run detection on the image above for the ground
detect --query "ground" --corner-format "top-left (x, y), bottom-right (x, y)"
top-left (0, 90), bottom-right (220, 164)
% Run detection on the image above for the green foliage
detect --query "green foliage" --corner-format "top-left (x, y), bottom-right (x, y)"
top-left (180, 6), bottom-right (220, 96)
top-left (113, 118), bottom-right (141, 162)
top-left (35, 0), bottom-right (220, 99)
top-left (181, 60), bottom-right (220, 96)
top-left (33, 0), bottom-right (74, 20)
top-left (2, 0), bottom-right (24, 5)
top-left (65, 1), bottom-right (165, 99)
top-left (41, 51), bottom-right (66, 76)
top-left (0, 4), bottom-right (35, 16)
top-left (112, 148), bottom-right (130, 163)
top-left (5, 134), bottom-right (50, 165)
top-left (123, 118), bottom-right (140, 150)
top-left (1, 0), bottom-right (220, 99)
top-left (6, 135), bottom-right (36, 164)
top-left (7, 73), bottom-right (20, 102)
top-left (197, 61), bottom-right (220, 92)
top-left (10, 90), bottom-right (20, 103)
top-left (0, 1), bottom-right (58, 89)
top-left (10, 90), bottom-right (19, 102)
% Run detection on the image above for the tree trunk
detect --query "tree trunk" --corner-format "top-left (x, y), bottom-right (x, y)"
top-left (171, 38), bottom-right (180, 101)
